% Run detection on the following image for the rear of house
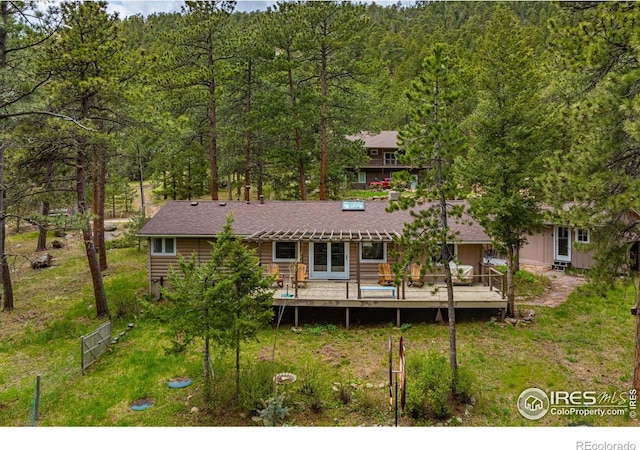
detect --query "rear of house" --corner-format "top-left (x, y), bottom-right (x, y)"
top-left (138, 198), bottom-right (493, 299)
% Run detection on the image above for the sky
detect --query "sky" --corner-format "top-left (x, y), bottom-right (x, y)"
top-left (105, 0), bottom-right (413, 18)
top-left (107, 0), bottom-right (276, 17)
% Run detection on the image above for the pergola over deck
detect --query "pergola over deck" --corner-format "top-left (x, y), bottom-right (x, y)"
top-left (246, 227), bottom-right (401, 300)
top-left (246, 228), bottom-right (400, 243)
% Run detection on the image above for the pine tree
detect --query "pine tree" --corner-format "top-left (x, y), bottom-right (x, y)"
top-left (391, 43), bottom-right (466, 393)
top-left (163, 215), bottom-right (274, 401)
top-left (459, 6), bottom-right (550, 318)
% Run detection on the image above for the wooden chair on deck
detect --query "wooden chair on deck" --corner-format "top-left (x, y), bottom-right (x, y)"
top-left (408, 263), bottom-right (424, 288)
top-left (290, 263), bottom-right (307, 288)
top-left (266, 263), bottom-right (283, 288)
top-left (378, 263), bottom-right (394, 286)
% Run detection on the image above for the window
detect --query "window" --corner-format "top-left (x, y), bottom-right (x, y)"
top-left (370, 149), bottom-right (379, 156)
top-left (384, 152), bottom-right (398, 165)
top-left (273, 241), bottom-right (296, 261)
top-left (576, 229), bottom-right (590, 244)
top-left (151, 237), bottom-right (176, 256)
top-left (432, 244), bottom-right (456, 264)
top-left (360, 242), bottom-right (386, 262)
top-left (358, 172), bottom-right (366, 184)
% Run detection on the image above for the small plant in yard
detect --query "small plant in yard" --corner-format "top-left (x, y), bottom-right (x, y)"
top-left (305, 323), bottom-right (339, 335)
top-left (253, 393), bottom-right (290, 426)
top-left (332, 381), bottom-right (353, 405)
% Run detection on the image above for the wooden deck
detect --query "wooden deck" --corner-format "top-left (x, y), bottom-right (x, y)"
top-left (271, 279), bottom-right (506, 329)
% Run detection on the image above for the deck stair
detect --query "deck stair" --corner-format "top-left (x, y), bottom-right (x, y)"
top-left (551, 260), bottom-right (571, 271)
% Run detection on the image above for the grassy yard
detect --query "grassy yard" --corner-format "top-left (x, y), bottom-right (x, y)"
top-left (0, 229), bottom-right (636, 430)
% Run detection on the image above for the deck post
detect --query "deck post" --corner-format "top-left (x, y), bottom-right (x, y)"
top-left (396, 308), bottom-right (400, 327)
top-left (346, 307), bottom-right (350, 330)
top-left (294, 262), bottom-right (299, 298)
top-left (295, 307), bottom-right (299, 327)
top-left (357, 252), bottom-right (361, 299)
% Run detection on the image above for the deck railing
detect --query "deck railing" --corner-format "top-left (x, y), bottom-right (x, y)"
top-left (274, 268), bottom-right (506, 300)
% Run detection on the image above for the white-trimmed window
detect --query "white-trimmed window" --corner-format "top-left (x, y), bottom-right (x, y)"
top-left (576, 229), bottom-right (590, 244)
top-left (151, 237), bottom-right (176, 256)
top-left (384, 152), bottom-right (398, 165)
top-left (273, 241), bottom-right (297, 261)
top-left (370, 149), bottom-right (379, 156)
top-left (360, 242), bottom-right (386, 262)
top-left (358, 172), bottom-right (366, 184)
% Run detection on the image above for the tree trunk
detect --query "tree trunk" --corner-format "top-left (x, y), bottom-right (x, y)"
top-left (235, 328), bottom-right (241, 403)
top-left (506, 246), bottom-right (515, 318)
top-left (204, 335), bottom-right (211, 380)
top-left (92, 144), bottom-right (107, 271)
top-left (243, 58), bottom-right (252, 202)
top-left (437, 155), bottom-right (457, 391)
top-left (0, 139), bottom-right (14, 312)
top-left (36, 201), bottom-right (50, 252)
top-left (77, 138), bottom-right (109, 318)
top-left (319, 43), bottom-right (328, 201)
top-left (208, 79), bottom-right (219, 201)
top-left (136, 145), bottom-right (145, 218)
top-left (36, 159), bottom-right (55, 252)
top-left (443, 251), bottom-right (458, 390)
top-left (0, 3), bottom-right (14, 312)
top-left (286, 48), bottom-right (306, 200)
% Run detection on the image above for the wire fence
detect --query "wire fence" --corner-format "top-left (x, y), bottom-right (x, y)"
top-left (81, 321), bottom-right (112, 375)
top-left (26, 374), bottom-right (41, 426)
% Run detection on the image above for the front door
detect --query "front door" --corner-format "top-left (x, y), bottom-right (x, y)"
top-left (554, 226), bottom-right (571, 262)
top-left (310, 242), bottom-right (349, 279)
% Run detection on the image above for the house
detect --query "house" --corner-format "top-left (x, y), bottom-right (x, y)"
top-left (346, 131), bottom-right (420, 189)
top-left (520, 224), bottom-right (596, 271)
top-left (137, 197), bottom-right (496, 300)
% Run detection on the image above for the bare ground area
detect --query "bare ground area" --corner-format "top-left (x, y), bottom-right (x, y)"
top-left (132, 181), bottom-right (164, 218)
top-left (520, 264), bottom-right (587, 307)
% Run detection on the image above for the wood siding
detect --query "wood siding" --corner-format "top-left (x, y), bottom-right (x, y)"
top-left (148, 237), bottom-right (486, 298)
top-left (520, 226), bottom-right (595, 269)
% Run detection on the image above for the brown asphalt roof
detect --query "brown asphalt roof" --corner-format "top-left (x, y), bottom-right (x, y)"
top-left (346, 130), bottom-right (398, 149)
top-left (138, 199), bottom-right (490, 243)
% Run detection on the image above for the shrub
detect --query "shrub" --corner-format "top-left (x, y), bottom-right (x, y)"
top-left (239, 360), bottom-right (279, 412)
top-left (405, 350), bottom-right (457, 421)
top-left (454, 365), bottom-right (476, 405)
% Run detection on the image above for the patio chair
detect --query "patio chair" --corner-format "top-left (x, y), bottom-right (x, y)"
top-left (266, 263), bottom-right (283, 288)
top-left (291, 263), bottom-right (307, 288)
top-left (378, 263), bottom-right (394, 286)
top-left (408, 262), bottom-right (424, 288)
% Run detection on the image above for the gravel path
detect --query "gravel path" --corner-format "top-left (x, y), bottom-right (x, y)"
top-left (520, 264), bottom-right (587, 307)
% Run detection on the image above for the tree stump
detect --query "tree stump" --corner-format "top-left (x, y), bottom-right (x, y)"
top-left (32, 253), bottom-right (52, 269)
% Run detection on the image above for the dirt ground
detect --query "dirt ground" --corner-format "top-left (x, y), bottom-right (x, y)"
top-left (132, 181), bottom-right (163, 218)
top-left (520, 264), bottom-right (587, 307)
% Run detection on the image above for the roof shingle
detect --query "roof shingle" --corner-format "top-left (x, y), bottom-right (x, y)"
top-left (138, 199), bottom-right (490, 243)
